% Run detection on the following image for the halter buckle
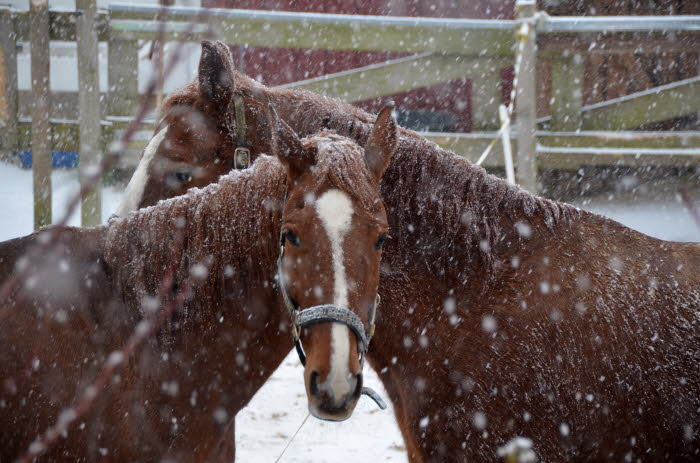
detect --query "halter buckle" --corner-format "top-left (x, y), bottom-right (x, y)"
top-left (234, 147), bottom-right (251, 170)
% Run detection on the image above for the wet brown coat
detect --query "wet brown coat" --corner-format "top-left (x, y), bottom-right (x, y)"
top-left (137, 42), bottom-right (700, 461)
top-left (0, 160), bottom-right (286, 460)
top-left (1, 114), bottom-right (398, 462)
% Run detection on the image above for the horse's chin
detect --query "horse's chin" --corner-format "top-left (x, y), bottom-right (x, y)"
top-left (308, 403), bottom-right (356, 422)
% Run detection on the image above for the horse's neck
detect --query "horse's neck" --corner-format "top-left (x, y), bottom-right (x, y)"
top-left (103, 156), bottom-right (287, 327)
top-left (270, 87), bottom-right (375, 142)
top-left (267, 86), bottom-right (577, 290)
top-left (386, 141), bottom-right (576, 291)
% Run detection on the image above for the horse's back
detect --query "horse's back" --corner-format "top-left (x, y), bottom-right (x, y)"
top-left (461, 212), bottom-right (700, 461)
top-left (533, 214), bottom-right (700, 459)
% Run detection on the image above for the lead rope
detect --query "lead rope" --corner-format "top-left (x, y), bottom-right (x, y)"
top-left (273, 412), bottom-right (311, 463)
top-left (474, 10), bottom-right (547, 177)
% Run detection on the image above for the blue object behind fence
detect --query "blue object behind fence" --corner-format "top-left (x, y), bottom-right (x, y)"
top-left (19, 151), bottom-right (80, 169)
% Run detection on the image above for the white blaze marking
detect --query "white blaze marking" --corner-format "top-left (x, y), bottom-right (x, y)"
top-left (315, 189), bottom-right (354, 400)
top-left (114, 126), bottom-right (168, 217)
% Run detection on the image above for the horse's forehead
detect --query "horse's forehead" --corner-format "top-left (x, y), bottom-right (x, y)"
top-left (312, 134), bottom-right (362, 155)
top-left (157, 107), bottom-right (222, 159)
top-left (166, 104), bottom-right (220, 136)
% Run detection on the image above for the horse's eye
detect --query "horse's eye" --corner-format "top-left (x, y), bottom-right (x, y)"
top-left (374, 234), bottom-right (387, 250)
top-left (175, 171), bottom-right (193, 183)
top-left (284, 230), bottom-right (301, 247)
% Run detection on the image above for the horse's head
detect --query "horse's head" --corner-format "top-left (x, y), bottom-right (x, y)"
top-left (116, 41), bottom-right (273, 215)
top-left (275, 106), bottom-right (397, 421)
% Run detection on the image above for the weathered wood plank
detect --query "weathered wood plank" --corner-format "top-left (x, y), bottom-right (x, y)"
top-left (537, 147), bottom-right (700, 169)
top-left (471, 58), bottom-right (509, 131)
top-left (581, 76), bottom-right (700, 130)
top-left (77, 0), bottom-right (102, 227)
top-left (427, 131), bottom-right (700, 168)
top-left (17, 119), bottom-right (115, 152)
top-left (30, 0), bottom-right (52, 229)
top-left (283, 54), bottom-right (509, 109)
top-left (109, 19), bottom-right (514, 56)
top-left (540, 33), bottom-right (700, 54)
top-left (0, 9), bottom-right (19, 162)
top-left (107, 38), bottom-right (139, 117)
top-left (13, 10), bottom-right (110, 41)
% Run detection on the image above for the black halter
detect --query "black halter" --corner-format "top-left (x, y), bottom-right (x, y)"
top-left (227, 93), bottom-right (251, 170)
top-left (277, 229), bottom-right (386, 410)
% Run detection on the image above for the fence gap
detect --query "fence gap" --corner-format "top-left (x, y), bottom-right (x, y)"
top-left (0, 9), bottom-right (19, 164)
top-left (550, 51), bottom-right (584, 131)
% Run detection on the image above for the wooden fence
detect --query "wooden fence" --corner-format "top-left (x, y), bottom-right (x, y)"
top-left (0, 0), bottom-right (699, 227)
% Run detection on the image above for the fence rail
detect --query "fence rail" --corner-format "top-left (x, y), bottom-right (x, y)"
top-left (0, 1), bottom-right (699, 227)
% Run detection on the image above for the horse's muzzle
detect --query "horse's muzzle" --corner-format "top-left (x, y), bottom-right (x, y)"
top-left (307, 371), bottom-right (363, 421)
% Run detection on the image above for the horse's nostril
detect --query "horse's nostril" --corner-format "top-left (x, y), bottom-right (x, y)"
top-left (310, 371), bottom-right (321, 399)
top-left (353, 374), bottom-right (363, 398)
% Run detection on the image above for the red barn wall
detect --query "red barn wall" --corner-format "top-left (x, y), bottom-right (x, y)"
top-left (202, 0), bottom-right (515, 132)
top-left (202, 0), bottom-right (698, 131)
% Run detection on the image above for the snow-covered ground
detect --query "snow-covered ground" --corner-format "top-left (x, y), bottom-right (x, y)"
top-left (0, 162), bottom-right (698, 461)
top-left (0, 164), bottom-right (124, 242)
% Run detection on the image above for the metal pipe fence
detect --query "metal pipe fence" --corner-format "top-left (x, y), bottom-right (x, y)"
top-left (0, 1), bottom-right (699, 225)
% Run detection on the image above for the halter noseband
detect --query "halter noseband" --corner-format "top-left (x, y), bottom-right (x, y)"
top-left (277, 231), bottom-right (386, 410)
top-left (228, 94), bottom-right (251, 170)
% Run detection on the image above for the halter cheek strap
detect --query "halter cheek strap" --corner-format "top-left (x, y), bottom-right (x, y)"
top-left (277, 240), bottom-right (386, 410)
top-left (228, 94), bottom-right (251, 170)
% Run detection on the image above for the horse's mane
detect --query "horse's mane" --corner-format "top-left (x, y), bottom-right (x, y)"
top-left (103, 134), bottom-right (384, 322)
top-left (383, 135), bottom-right (581, 284)
top-left (255, 76), bottom-right (580, 281)
top-left (159, 72), bottom-right (581, 284)
top-left (159, 81), bottom-right (200, 117)
top-left (104, 155), bottom-right (287, 322)
top-left (302, 132), bottom-right (382, 212)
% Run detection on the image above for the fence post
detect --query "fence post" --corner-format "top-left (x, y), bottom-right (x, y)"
top-left (514, 0), bottom-right (538, 194)
top-left (550, 52), bottom-right (584, 131)
top-left (107, 28), bottom-right (139, 169)
top-left (30, 0), bottom-right (52, 229)
top-left (77, 0), bottom-right (102, 227)
top-left (0, 9), bottom-right (19, 163)
top-left (107, 34), bottom-right (139, 118)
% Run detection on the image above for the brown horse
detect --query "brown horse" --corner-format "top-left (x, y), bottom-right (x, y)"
top-left (135, 42), bottom-right (700, 461)
top-left (114, 41), bottom-right (275, 216)
top-left (0, 115), bottom-right (396, 460)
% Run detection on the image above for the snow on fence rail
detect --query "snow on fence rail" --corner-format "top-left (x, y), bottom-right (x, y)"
top-left (0, 1), bottom-right (699, 227)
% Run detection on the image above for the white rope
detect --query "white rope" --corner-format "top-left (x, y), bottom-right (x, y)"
top-left (499, 104), bottom-right (516, 184)
top-left (476, 13), bottom-right (546, 170)
top-left (274, 412), bottom-right (311, 463)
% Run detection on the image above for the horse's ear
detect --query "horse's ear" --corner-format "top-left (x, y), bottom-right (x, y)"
top-left (364, 104), bottom-right (398, 183)
top-left (198, 40), bottom-right (235, 108)
top-left (270, 106), bottom-right (313, 182)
